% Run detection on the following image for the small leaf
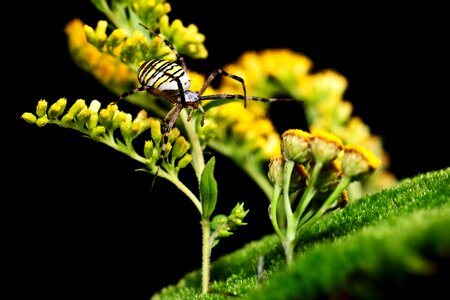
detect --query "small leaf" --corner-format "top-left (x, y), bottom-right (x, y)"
top-left (200, 157), bottom-right (218, 219)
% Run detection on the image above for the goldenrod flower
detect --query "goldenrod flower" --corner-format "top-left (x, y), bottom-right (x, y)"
top-left (281, 129), bottom-right (312, 164)
top-left (219, 49), bottom-right (312, 98)
top-left (207, 102), bottom-right (281, 161)
top-left (341, 144), bottom-right (381, 181)
top-left (65, 19), bottom-right (137, 95)
top-left (310, 128), bottom-right (343, 164)
top-left (296, 69), bottom-right (348, 104)
top-left (36, 100), bottom-right (47, 118)
top-left (21, 113), bottom-right (37, 124)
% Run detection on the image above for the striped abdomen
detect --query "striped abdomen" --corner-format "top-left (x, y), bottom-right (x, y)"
top-left (137, 59), bottom-right (191, 92)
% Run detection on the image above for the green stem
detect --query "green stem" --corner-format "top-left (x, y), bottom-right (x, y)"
top-left (270, 184), bottom-right (284, 239)
top-left (201, 218), bottom-right (211, 294)
top-left (293, 161), bottom-right (323, 221)
top-left (282, 160), bottom-right (296, 265)
top-left (295, 176), bottom-right (351, 242)
top-left (180, 110), bottom-right (204, 180)
top-left (283, 160), bottom-right (295, 221)
top-left (96, 129), bottom-right (203, 214)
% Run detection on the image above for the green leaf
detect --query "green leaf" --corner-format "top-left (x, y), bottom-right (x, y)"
top-left (200, 157), bottom-right (218, 219)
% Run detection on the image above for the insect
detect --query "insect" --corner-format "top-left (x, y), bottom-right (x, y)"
top-left (113, 23), bottom-right (292, 188)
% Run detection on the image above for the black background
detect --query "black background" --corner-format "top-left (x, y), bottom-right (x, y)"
top-left (7, 1), bottom-right (448, 299)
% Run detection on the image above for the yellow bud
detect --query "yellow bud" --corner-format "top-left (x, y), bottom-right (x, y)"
top-left (48, 98), bottom-right (67, 119)
top-left (150, 119), bottom-right (162, 145)
top-left (68, 99), bottom-right (86, 115)
top-left (171, 136), bottom-right (190, 160)
top-left (281, 129), bottom-right (312, 163)
top-left (177, 154), bottom-right (192, 169)
top-left (168, 127), bottom-right (180, 144)
top-left (36, 115), bottom-right (48, 127)
top-left (341, 144), bottom-right (381, 181)
top-left (144, 140), bottom-right (154, 159)
top-left (310, 128), bottom-right (343, 164)
top-left (36, 100), bottom-right (47, 118)
top-left (61, 113), bottom-right (74, 126)
top-left (77, 108), bottom-right (91, 126)
top-left (21, 112), bottom-right (37, 124)
top-left (92, 126), bottom-right (106, 137)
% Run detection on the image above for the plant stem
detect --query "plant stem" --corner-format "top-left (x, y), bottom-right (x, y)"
top-left (282, 160), bottom-right (296, 265)
top-left (294, 161), bottom-right (323, 221)
top-left (295, 176), bottom-right (351, 243)
top-left (201, 218), bottom-right (211, 294)
top-left (180, 110), bottom-right (205, 180)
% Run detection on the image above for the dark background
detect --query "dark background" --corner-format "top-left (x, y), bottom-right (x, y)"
top-left (7, 1), bottom-right (448, 299)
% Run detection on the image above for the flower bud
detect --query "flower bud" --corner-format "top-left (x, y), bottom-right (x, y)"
top-left (61, 113), bottom-right (74, 127)
top-left (341, 144), bottom-right (380, 181)
top-left (310, 128), bottom-right (343, 164)
top-left (171, 136), bottom-right (190, 160)
top-left (91, 126), bottom-right (106, 138)
top-left (21, 113), bottom-right (37, 124)
top-left (36, 115), bottom-right (48, 127)
top-left (177, 154), bottom-right (192, 169)
top-left (68, 99), bottom-right (86, 116)
top-left (144, 140), bottom-right (154, 159)
top-left (281, 129), bottom-right (312, 163)
top-left (36, 100), bottom-right (47, 118)
top-left (48, 98), bottom-right (67, 119)
top-left (77, 108), bottom-right (91, 126)
top-left (315, 160), bottom-right (342, 192)
top-left (150, 119), bottom-right (162, 145)
top-left (268, 156), bottom-right (284, 187)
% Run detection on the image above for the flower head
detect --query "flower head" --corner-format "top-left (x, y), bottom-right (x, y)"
top-left (341, 144), bottom-right (381, 181)
top-left (310, 127), bottom-right (343, 164)
top-left (281, 129), bottom-right (312, 164)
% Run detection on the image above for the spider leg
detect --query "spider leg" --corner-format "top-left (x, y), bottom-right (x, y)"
top-left (199, 94), bottom-right (292, 103)
top-left (198, 69), bottom-right (247, 107)
top-left (139, 23), bottom-right (187, 72)
top-left (111, 86), bottom-right (148, 105)
top-left (150, 103), bottom-right (183, 194)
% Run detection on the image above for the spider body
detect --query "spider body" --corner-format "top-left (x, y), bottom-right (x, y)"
top-left (137, 59), bottom-right (191, 95)
top-left (113, 23), bottom-right (293, 189)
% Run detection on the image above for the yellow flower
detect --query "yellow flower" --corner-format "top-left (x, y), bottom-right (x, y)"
top-left (341, 144), bottom-right (381, 181)
top-left (310, 127), bottom-right (343, 164)
top-left (65, 19), bottom-right (137, 94)
top-left (207, 101), bottom-right (281, 160)
top-left (297, 69), bottom-right (347, 103)
top-left (281, 129), bottom-right (312, 164)
top-left (218, 49), bottom-right (312, 98)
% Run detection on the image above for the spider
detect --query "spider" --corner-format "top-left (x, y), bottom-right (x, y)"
top-left (113, 23), bottom-right (291, 185)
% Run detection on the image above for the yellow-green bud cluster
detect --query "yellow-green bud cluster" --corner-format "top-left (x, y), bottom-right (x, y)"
top-left (81, 1), bottom-right (207, 68)
top-left (22, 98), bottom-right (192, 176)
top-left (210, 203), bottom-right (249, 242)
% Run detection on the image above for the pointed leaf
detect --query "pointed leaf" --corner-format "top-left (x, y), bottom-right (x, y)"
top-left (200, 157), bottom-right (218, 219)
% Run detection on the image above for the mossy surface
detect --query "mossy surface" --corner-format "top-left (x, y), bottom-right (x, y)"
top-left (152, 167), bottom-right (450, 299)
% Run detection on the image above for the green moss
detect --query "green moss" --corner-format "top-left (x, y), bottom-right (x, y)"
top-left (152, 167), bottom-right (450, 299)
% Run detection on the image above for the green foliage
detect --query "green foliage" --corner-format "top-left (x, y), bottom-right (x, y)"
top-left (151, 167), bottom-right (450, 299)
top-left (200, 157), bottom-right (218, 220)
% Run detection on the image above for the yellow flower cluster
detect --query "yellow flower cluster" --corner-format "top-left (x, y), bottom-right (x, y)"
top-left (215, 48), bottom-right (396, 197)
top-left (21, 98), bottom-right (192, 176)
top-left (65, 19), bottom-right (137, 96)
top-left (269, 127), bottom-right (380, 263)
top-left (207, 102), bottom-right (281, 161)
top-left (219, 49), bottom-right (312, 98)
